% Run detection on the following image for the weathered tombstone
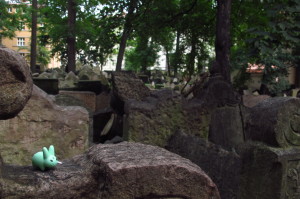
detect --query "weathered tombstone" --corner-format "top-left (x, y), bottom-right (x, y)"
top-left (77, 80), bottom-right (105, 94)
top-left (59, 71), bottom-right (79, 88)
top-left (55, 93), bottom-right (92, 112)
top-left (0, 47), bottom-right (33, 119)
top-left (33, 78), bottom-right (59, 95)
top-left (238, 143), bottom-right (300, 199)
top-left (245, 97), bottom-right (300, 147)
top-left (0, 85), bottom-right (89, 165)
top-left (239, 97), bottom-right (300, 198)
top-left (58, 90), bottom-right (96, 112)
top-left (242, 94), bottom-right (270, 108)
top-left (167, 131), bottom-right (241, 199)
top-left (111, 71), bottom-right (150, 114)
top-left (0, 142), bottom-right (221, 199)
top-left (192, 75), bottom-right (244, 150)
top-left (123, 89), bottom-right (211, 147)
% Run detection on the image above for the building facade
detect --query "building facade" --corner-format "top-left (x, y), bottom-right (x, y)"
top-left (1, 0), bottom-right (60, 70)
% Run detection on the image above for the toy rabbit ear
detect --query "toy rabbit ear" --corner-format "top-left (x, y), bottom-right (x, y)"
top-left (43, 147), bottom-right (49, 159)
top-left (49, 145), bottom-right (55, 156)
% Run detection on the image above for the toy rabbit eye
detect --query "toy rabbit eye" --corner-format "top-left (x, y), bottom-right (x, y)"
top-left (50, 159), bottom-right (53, 162)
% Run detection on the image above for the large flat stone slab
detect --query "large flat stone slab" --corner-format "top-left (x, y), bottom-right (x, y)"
top-left (0, 142), bottom-right (220, 199)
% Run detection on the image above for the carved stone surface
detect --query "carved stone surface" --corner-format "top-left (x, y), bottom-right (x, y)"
top-left (0, 47), bottom-right (33, 119)
top-left (244, 97), bottom-right (300, 147)
top-left (238, 143), bottom-right (300, 199)
top-left (0, 142), bottom-right (220, 199)
top-left (286, 160), bottom-right (300, 198)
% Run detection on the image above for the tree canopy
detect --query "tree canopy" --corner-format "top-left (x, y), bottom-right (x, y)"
top-left (0, 0), bottom-right (299, 94)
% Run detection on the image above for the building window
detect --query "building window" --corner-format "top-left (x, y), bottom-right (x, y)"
top-left (17, 38), bottom-right (25, 46)
top-left (18, 22), bottom-right (25, 30)
top-left (7, 7), bottom-right (12, 13)
top-left (19, 53), bottom-right (25, 57)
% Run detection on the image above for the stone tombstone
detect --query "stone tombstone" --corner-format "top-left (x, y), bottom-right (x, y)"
top-left (192, 75), bottom-right (244, 150)
top-left (167, 131), bottom-right (242, 199)
top-left (123, 89), bottom-right (211, 147)
top-left (245, 97), bottom-right (300, 147)
top-left (55, 93), bottom-right (92, 112)
top-left (242, 94), bottom-right (270, 108)
top-left (111, 71), bottom-right (150, 114)
top-left (238, 143), bottom-right (300, 199)
top-left (59, 71), bottom-right (79, 88)
top-left (0, 47), bottom-right (33, 119)
top-left (33, 78), bottom-right (59, 95)
top-left (0, 142), bottom-right (220, 199)
top-left (58, 90), bottom-right (96, 112)
top-left (0, 85), bottom-right (89, 165)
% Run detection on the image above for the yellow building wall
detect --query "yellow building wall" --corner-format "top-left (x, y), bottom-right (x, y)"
top-left (1, 5), bottom-right (60, 70)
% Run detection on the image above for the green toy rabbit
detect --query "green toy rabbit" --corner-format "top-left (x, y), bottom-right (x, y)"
top-left (32, 145), bottom-right (62, 171)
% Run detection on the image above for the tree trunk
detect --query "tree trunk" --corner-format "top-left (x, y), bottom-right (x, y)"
top-left (165, 47), bottom-right (171, 76)
top-left (140, 35), bottom-right (149, 73)
top-left (30, 0), bottom-right (37, 73)
top-left (66, 0), bottom-right (76, 73)
top-left (115, 0), bottom-right (137, 72)
top-left (187, 32), bottom-right (197, 76)
top-left (215, 0), bottom-right (232, 83)
top-left (174, 30), bottom-right (181, 77)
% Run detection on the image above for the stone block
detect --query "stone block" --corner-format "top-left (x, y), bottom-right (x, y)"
top-left (59, 90), bottom-right (96, 112)
top-left (167, 131), bottom-right (241, 199)
top-left (33, 78), bottom-right (59, 95)
top-left (245, 97), bottom-right (300, 147)
top-left (0, 142), bottom-right (220, 199)
top-left (0, 85), bottom-right (89, 165)
top-left (238, 143), bottom-right (300, 199)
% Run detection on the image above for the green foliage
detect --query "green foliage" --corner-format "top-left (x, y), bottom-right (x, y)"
top-left (125, 36), bottom-right (160, 72)
top-left (38, 0), bottom-right (120, 68)
top-left (0, 0), bottom-right (25, 40)
top-left (231, 0), bottom-right (300, 95)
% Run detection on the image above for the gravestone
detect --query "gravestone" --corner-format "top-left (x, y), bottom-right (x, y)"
top-left (58, 90), bottom-right (96, 112)
top-left (111, 72), bottom-right (150, 114)
top-left (33, 78), bottom-right (59, 95)
top-left (167, 131), bottom-right (241, 199)
top-left (238, 143), bottom-right (300, 199)
top-left (245, 97), bottom-right (300, 147)
top-left (0, 142), bottom-right (221, 199)
top-left (0, 47), bottom-right (33, 119)
top-left (0, 85), bottom-right (89, 165)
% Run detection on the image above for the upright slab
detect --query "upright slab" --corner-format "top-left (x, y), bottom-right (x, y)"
top-left (239, 143), bottom-right (300, 199)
